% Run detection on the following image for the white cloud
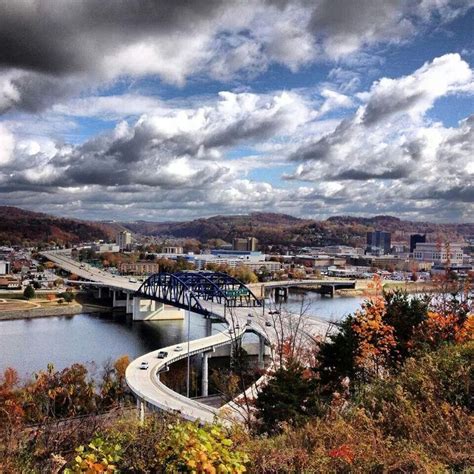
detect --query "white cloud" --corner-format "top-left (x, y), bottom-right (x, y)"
top-left (0, 124), bottom-right (14, 165)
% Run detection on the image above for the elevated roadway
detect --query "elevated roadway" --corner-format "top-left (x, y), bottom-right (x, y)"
top-left (41, 250), bottom-right (330, 424)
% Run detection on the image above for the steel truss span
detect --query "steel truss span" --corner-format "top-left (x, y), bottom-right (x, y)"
top-left (135, 271), bottom-right (262, 315)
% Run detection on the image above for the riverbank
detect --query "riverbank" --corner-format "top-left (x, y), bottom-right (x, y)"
top-left (0, 302), bottom-right (109, 321)
top-left (338, 279), bottom-right (440, 297)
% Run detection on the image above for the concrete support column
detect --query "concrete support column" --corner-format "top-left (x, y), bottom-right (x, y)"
top-left (112, 290), bottom-right (117, 306)
top-left (205, 317), bottom-right (212, 337)
top-left (97, 287), bottom-right (102, 299)
top-left (202, 352), bottom-right (209, 397)
top-left (258, 335), bottom-right (265, 369)
top-left (139, 399), bottom-right (145, 424)
top-left (126, 292), bottom-right (133, 314)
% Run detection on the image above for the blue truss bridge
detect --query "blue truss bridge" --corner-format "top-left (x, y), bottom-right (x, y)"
top-left (135, 271), bottom-right (263, 316)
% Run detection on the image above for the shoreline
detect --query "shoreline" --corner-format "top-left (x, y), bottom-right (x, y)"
top-left (0, 303), bottom-right (110, 321)
top-left (338, 281), bottom-right (441, 297)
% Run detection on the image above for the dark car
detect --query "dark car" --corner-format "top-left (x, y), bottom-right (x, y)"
top-left (157, 351), bottom-right (168, 359)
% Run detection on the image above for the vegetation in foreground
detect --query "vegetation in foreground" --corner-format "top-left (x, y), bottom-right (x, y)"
top-left (1, 279), bottom-right (472, 472)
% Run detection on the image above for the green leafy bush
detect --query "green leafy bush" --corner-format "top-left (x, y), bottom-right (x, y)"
top-left (157, 421), bottom-right (249, 473)
top-left (65, 437), bottom-right (122, 473)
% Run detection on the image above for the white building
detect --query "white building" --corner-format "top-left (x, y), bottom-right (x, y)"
top-left (413, 242), bottom-right (464, 266)
top-left (0, 260), bottom-right (10, 275)
top-left (116, 231), bottom-right (132, 250)
top-left (92, 243), bottom-right (120, 253)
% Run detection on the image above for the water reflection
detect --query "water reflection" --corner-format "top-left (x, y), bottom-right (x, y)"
top-left (0, 291), bottom-right (363, 378)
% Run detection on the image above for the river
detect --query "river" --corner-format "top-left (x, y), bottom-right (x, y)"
top-left (0, 291), bottom-right (364, 379)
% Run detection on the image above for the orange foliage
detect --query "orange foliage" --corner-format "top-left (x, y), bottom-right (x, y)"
top-left (114, 355), bottom-right (130, 381)
top-left (351, 276), bottom-right (397, 377)
top-left (328, 444), bottom-right (355, 464)
top-left (415, 311), bottom-right (474, 347)
top-left (0, 367), bottom-right (25, 426)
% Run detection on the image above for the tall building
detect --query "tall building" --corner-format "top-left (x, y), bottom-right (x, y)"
top-left (413, 242), bottom-right (464, 265)
top-left (116, 231), bottom-right (132, 251)
top-left (366, 231), bottom-right (391, 255)
top-left (232, 237), bottom-right (258, 252)
top-left (410, 234), bottom-right (426, 253)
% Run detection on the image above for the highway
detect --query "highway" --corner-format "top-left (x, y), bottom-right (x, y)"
top-left (41, 250), bottom-right (330, 424)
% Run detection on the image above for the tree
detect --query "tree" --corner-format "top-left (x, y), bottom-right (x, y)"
top-left (58, 291), bottom-right (75, 303)
top-left (23, 285), bottom-right (35, 299)
top-left (255, 359), bottom-right (322, 433)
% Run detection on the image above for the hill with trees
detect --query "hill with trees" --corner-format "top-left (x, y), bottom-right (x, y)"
top-left (0, 206), bottom-right (472, 248)
top-left (123, 212), bottom-right (474, 248)
top-left (0, 206), bottom-right (121, 247)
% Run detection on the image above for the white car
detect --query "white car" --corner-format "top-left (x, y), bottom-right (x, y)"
top-left (139, 361), bottom-right (149, 370)
top-left (174, 345), bottom-right (183, 352)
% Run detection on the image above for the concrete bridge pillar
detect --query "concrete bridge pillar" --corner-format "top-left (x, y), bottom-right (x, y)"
top-left (275, 287), bottom-right (288, 302)
top-left (201, 352), bottom-right (209, 397)
top-left (205, 317), bottom-right (212, 337)
top-left (126, 293), bottom-right (133, 314)
top-left (132, 297), bottom-right (184, 321)
top-left (137, 398), bottom-right (145, 424)
top-left (112, 290), bottom-right (128, 308)
top-left (97, 287), bottom-right (102, 299)
top-left (258, 335), bottom-right (265, 369)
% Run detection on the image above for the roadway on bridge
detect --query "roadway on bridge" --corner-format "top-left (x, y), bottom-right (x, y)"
top-left (42, 250), bottom-right (330, 424)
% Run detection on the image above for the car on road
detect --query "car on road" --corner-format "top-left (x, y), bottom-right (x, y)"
top-left (174, 345), bottom-right (183, 352)
top-left (265, 321), bottom-right (272, 327)
top-left (157, 351), bottom-right (168, 359)
top-left (139, 361), bottom-right (149, 370)
top-left (129, 278), bottom-right (137, 283)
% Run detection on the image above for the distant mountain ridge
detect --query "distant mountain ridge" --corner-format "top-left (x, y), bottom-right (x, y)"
top-left (121, 212), bottom-right (474, 248)
top-left (0, 206), bottom-right (122, 246)
top-left (0, 206), bottom-right (472, 247)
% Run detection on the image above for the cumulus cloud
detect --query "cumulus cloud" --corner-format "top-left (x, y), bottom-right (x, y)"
top-left (0, 90), bottom-right (310, 194)
top-left (0, 0), bottom-right (471, 113)
top-left (284, 54), bottom-right (474, 220)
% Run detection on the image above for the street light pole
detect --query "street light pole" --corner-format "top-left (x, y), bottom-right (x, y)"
top-left (186, 296), bottom-right (191, 398)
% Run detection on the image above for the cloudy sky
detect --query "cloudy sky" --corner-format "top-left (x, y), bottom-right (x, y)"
top-left (0, 0), bottom-right (473, 222)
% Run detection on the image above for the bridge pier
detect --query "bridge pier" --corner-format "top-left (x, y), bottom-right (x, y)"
top-left (205, 317), bottom-right (212, 337)
top-left (126, 293), bottom-right (133, 314)
top-left (112, 290), bottom-right (128, 308)
top-left (258, 335), bottom-right (265, 369)
top-left (137, 398), bottom-right (145, 424)
top-left (201, 352), bottom-right (209, 397)
top-left (274, 287), bottom-right (288, 302)
top-left (132, 297), bottom-right (184, 321)
top-left (320, 284), bottom-right (335, 297)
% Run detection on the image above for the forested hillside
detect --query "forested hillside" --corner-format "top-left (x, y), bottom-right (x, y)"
top-left (0, 207), bottom-right (120, 246)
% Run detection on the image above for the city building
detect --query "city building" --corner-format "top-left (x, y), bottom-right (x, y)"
top-left (0, 277), bottom-right (21, 289)
top-left (116, 231), bottom-right (132, 251)
top-left (413, 242), bottom-right (464, 266)
top-left (410, 234), bottom-right (426, 253)
top-left (92, 243), bottom-right (120, 253)
top-left (119, 261), bottom-right (160, 275)
top-left (163, 246), bottom-right (184, 254)
top-left (366, 231), bottom-right (391, 255)
top-left (320, 245), bottom-right (364, 256)
top-left (0, 260), bottom-right (10, 275)
top-left (232, 237), bottom-right (258, 252)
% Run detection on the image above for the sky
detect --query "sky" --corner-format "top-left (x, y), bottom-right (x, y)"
top-left (0, 0), bottom-right (473, 223)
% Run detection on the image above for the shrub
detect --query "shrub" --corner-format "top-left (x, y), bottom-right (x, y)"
top-left (64, 437), bottom-right (122, 473)
top-left (23, 285), bottom-right (35, 299)
top-left (157, 421), bottom-right (249, 473)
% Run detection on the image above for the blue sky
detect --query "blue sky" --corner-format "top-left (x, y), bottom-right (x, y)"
top-left (0, 0), bottom-right (472, 222)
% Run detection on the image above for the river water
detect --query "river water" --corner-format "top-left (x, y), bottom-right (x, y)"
top-left (0, 291), bottom-right (364, 379)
